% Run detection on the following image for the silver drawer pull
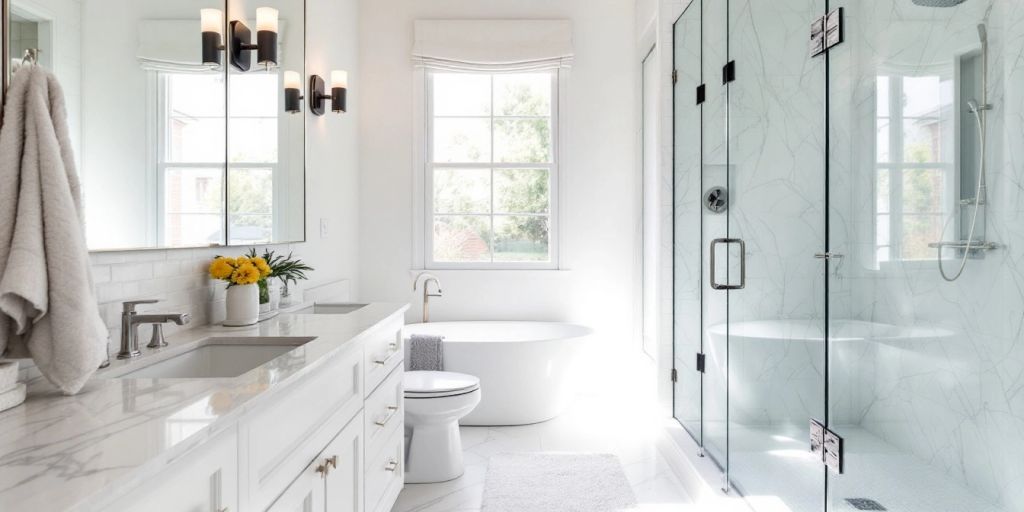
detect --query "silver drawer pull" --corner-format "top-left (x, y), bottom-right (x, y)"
top-left (375, 405), bottom-right (400, 427)
top-left (374, 343), bottom-right (399, 365)
top-left (384, 459), bottom-right (400, 472)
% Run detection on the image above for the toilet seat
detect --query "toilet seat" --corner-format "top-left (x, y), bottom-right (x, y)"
top-left (404, 371), bottom-right (480, 398)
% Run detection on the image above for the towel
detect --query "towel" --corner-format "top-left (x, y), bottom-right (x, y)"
top-left (409, 334), bottom-right (444, 371)
top-left (0, 66), bottom-right (108, 395)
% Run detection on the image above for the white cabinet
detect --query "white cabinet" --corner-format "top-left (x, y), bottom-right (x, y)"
top-left (266, 459), bottom-right (325, 512)
top-left (107, 427), bottom-right (238, 512)
top-left (269, 412), bottom-right (364, 512)
top-left (324, 412), bottom-right (365, 511)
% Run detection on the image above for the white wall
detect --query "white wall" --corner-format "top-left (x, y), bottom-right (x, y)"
top-left (356, 0), bottom-right (640, 362)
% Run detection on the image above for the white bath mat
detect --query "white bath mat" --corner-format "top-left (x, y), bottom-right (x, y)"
top-left (481, 453), bottom-right (637, 512)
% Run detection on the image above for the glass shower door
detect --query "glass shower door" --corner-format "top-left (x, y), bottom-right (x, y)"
top-left (827, 1), bottom-right (1018, 511)
top-left (672, 0), bottom-right (704, 443)
top-left (723, 0), bottom-right (828, 510)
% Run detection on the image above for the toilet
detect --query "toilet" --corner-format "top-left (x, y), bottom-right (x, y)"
top-left (403, 371), bottom-right (481, 483)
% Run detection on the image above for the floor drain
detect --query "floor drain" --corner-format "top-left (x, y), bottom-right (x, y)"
top-left (845, 498), bottom-right (887, 511)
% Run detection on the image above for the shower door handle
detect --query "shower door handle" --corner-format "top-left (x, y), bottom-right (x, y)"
top-left (710, 238), bottom-right (746, 290)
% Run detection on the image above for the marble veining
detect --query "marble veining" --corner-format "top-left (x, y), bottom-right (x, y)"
top-left (0, 302), bottom-right (408, 512)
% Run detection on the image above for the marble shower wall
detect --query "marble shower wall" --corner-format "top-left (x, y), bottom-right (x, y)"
top-left (831, 0), bottom-right (1024, 509)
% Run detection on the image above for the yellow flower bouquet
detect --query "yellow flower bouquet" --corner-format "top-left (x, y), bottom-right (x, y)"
top-left (210, 254), bottom-right (273, 326)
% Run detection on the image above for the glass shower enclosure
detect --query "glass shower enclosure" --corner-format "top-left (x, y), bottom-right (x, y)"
top-left (672, 1), bottom-right (1023, 511)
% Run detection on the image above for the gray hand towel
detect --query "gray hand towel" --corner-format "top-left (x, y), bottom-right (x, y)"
top-left (0, 66), bottom-right (108, 395)
top-left (409, 334), bottom-right (444, 371)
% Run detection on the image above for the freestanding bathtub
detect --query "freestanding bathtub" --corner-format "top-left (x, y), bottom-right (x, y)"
top-left (403, 321), bottom-right (592, 426)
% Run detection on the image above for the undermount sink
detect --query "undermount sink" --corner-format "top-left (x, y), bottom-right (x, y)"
top-left (293, 303), bottom-right (368, 315)
top-left (104, 337), bottom-right (317, 379)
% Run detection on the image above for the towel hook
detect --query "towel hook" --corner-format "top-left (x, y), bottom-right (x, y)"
top-left (21, 48), bottom-right (40, 66)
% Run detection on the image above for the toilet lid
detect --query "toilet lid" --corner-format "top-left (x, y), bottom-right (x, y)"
top-left (404, 371), bottom-right (480, 398)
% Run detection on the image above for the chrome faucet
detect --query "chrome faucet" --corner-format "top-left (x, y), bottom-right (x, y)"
top-left (117, 300), bottom-right (191, 359)
top-left (413, 272), bottom-right (443, 323)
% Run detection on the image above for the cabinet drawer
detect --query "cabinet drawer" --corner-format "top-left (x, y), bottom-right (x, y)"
top-left (365, 426), bottom-right (404, 512)
top-left (364, 321), bottom-right (403, 393)
top-left (364, 366), bottom-right (403, 457)
top-left (242, 344), bottom-right (363, 511)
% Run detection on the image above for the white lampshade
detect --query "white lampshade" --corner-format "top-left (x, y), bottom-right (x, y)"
top-left (330, 70), bottom-right (348, 89)
top-left (256, 7), bottom-right (279, 32)
top-left (283, 70), bottom-right (301, 90)
top-left (200, 8), bottom-right (223, 35)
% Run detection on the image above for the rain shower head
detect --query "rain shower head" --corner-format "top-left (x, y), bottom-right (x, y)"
top-left (912, 0), bottom-right (967, 6)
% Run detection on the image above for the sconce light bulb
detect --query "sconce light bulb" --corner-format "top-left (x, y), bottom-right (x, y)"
top-left (330, 70), bottom-right (349, 90)
top-left (284, 70), bottom-right (301, 90)
top-left (256, 7), bottom-right (279, 33)
top-left (201, 8), bottom-right (224, 36)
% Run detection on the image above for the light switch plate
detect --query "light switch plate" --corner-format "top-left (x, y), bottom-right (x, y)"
top-left (320, 218), bottom-right (329, 238)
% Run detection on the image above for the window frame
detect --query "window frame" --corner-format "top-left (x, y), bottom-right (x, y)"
top-left (422, 69), bottom-right (562, 270)
top-left (874, 72), bottom-right (957, 264)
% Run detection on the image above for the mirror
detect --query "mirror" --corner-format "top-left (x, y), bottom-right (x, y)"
top-left (3, 0), bottom-right (305, 251)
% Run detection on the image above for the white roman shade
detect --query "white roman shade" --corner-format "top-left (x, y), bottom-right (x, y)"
top-left (412, 20), bottom-right (573, 72)
top-left (137, 20), bottom-right (217, 73)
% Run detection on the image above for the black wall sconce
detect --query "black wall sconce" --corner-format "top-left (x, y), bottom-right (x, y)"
top-left (229, 7), bottom-right (278, 71)
top-left (200, 9), bottom-right (224, 66)
top-left (283, 70), bottom-right (348, 115)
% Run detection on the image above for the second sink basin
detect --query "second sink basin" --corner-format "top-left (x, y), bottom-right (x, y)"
top-left (105, 337), bottom-right (317, 379)
top-left (293, 303), bottom-right (368, 315)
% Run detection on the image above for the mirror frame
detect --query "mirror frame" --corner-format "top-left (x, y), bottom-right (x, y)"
top-left (0, 0), bottom-right (308, 252)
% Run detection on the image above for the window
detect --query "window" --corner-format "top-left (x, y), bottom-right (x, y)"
top-left (158, 73), bottom-right (226, 247)
top-left (156, 72), bottom-right (279, 247)
top-left (425, 70), bottom-right (558, 268)
top-left (874, 73), bottom-right (956, 263)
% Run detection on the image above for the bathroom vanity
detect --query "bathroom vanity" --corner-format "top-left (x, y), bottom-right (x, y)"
top-left (0, 302), bottom-right (408, 512)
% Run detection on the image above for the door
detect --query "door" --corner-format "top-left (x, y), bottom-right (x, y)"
top-left (266, 459), bottom-right (326, 512)
top-left (671, 0), bottom-right (703, 446)
top-left (724, 0), bottom-right (828, 509)
top-left (324, 414), bottom-right (364, 511)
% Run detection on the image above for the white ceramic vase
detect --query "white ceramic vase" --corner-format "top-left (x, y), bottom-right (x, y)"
top-left (224, 284), bottom-right (259, 326)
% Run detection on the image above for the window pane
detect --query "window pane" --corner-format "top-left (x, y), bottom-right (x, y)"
top-left (163, 167), bottom-right (223, 247)
top-left (900, 214), bottom-right (942, 260)
top-left (433, 215), bottom-right (491, 262)
top-left (494, 169), bottom-right (549, 213)
top-left (433, 73), bottom-right (490, 116)
top-left (230, 118), bottom-right (278, 163)
top-left (902, 118), bottom-right (940, 163)
top-left (228, 167), bottom-right (273, 244)
top-left (902, 168), bottom-right (944, 213)
top-left (493, 215), bottom-right (549, 262)
top-left (168, 74), bottom-right (225, 118)
top-left (434, 168), bottom-right (490, 214)
top-left (494, 74), bottom-right (551, 116)
top-left (229, 73), bottom-right (279, 117)
top-left (167, 118), bottom-right (225, 163)
top-left (433, 118), bottom-right (491, 163)
top-left (494, 119), bottom-right (551, 163)
top-left (876, 168), bottom-right (890, 213)
top-left (876, 118), bottom-right (890, 162)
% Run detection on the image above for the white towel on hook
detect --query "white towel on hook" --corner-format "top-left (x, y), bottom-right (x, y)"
top-left (0, 65), bottom-right (107, 395)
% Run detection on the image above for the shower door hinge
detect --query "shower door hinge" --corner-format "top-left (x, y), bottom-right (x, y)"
top-left (810, 419), bottom-right (844, 474)
top-left (696, 353), bottom-right (706, 373)
top-left (722, 61), bottom-right (736, 84)
top-left (672, 69), bottom-right (678, 84)
top-left (671, 368), bottom-right (678, 382)
top-left (696, 84), bottom-right (706, 105)
top-left (810, 8), bottom-right (844, 58)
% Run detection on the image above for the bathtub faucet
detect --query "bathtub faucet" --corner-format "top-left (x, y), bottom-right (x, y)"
top-left (413, 272), bottom-right (443, 323)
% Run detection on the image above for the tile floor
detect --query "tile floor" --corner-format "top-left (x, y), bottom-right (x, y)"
top-left (391, 364), bottom-right (696, 512)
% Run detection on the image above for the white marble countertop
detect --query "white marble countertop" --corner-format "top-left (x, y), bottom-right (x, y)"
top-left (0, 301), bottom-right (409, 512)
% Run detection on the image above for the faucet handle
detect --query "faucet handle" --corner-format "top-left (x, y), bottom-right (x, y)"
top-left (122, 299), bottom-right (159, 313)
